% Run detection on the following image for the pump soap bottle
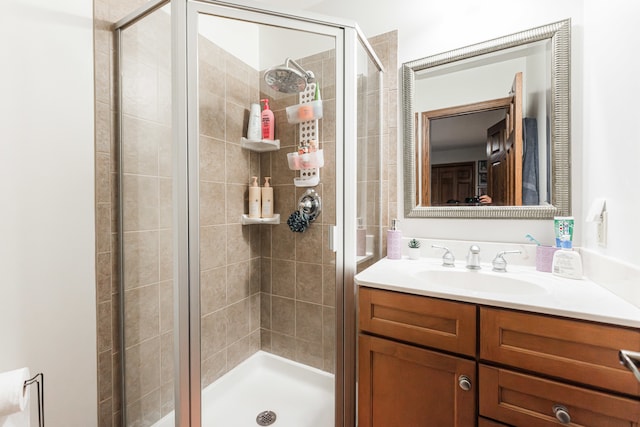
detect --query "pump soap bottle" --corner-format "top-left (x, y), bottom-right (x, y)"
top-left (261, 177), bottom-right (274, 218)
top-left (386, 219), bottom-right (402, 260)
top-left (248, 176), bottom-right (261, 219)
top-left (247, 103), bottom-right (261, 140)
top-left (261, 98), bottom-right (275, 140)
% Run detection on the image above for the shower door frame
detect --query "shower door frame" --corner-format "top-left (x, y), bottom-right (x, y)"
top-left (178, 1), bottom-right (356, 426)
top-left (114, 0), bottom-right (384, 425)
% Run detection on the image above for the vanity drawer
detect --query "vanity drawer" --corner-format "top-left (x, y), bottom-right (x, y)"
top-left (479, 365), bottom-right (640, 426)
top-left (480, 307), bottom-right (640, 396)
top-left (359, 287), bottom-right (476, 356)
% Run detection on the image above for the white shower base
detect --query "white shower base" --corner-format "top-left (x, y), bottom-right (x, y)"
top-left (153, 351), bottom-right (335, 427)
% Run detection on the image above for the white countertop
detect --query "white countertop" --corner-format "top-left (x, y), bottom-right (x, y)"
top-left (355, 257), bottom-right (640, 328)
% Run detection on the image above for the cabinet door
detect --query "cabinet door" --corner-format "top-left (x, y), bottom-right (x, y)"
top-left (358, 334), bottom-right (476, 427)
top-left (479, 364), bottom-right (640, 426)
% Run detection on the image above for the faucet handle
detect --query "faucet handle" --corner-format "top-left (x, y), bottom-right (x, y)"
top-left (466, 244), bottom-right (482, 270)
top-left (492, 250), bottom-right (522, 272)
top-left (432, 245), bottom-right (455, 267)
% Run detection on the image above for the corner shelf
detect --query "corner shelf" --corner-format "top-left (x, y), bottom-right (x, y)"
top-left (240, 137), bottom-right (280, 152)
top-left (241, 213), bottom-right (280, 225)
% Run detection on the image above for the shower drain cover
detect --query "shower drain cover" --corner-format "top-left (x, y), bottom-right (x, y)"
top-left (256, 410), bottom-right (277, 426)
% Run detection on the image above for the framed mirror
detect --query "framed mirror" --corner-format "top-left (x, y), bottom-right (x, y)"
top-left (402, 19), bottom-right (570, 218)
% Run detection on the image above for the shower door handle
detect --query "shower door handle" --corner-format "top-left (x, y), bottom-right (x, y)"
top-left (328, 225), bottom-right (337, 253)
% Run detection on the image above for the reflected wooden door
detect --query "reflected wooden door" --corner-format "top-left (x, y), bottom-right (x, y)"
top-left (431, 162), bottom-right (475, 205)
top-left (486, 72), bottom-right (522, 205)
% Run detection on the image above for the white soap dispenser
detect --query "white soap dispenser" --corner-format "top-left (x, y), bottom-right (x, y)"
top-left (261, 177), bottom-right (274, 218)
top-left (248, 176), bottom-right (261, 219)
top-left (247, 103), bottom-right (261, 140)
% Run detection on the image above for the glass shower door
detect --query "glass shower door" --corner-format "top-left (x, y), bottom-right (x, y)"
top-left (356, 40), bottom-right (384, 273)
top-left (118, 4), bottom-right (175, 426)
top-left (183, 4), bottom-right (345, 426)
top-left (117, 1), bottom-right (383, 425)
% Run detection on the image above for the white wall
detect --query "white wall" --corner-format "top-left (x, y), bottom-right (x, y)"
top-left (581, 0), bottom-right (640, 266)
top-left (0, 0), bottom-right (97, 425)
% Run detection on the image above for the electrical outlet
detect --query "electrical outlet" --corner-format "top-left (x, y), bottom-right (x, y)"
top-left (597, 211), bottom-right (608, 247)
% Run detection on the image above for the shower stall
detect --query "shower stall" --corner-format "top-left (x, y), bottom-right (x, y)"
top-left (114, 0), bottom-right (383, 425)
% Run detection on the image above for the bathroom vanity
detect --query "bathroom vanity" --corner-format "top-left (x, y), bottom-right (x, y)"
top-left (355, 257), bottom-right (640, 426)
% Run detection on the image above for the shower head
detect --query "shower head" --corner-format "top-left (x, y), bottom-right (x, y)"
top-left (263, 58), bottom-right (316, 94)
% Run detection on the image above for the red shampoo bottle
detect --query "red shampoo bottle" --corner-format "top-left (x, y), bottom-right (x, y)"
top-left (261, 98), bottom-right (274, 140)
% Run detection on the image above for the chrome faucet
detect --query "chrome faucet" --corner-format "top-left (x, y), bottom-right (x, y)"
top-left (466, 245), bottom-right (481, 270)
top-left (491, 250), bottom-right (522, 272)
top-left (432, 245), bottom-right (455, 267)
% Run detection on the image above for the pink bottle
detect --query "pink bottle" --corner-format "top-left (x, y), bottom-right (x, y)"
top-left (261, 98), bottom-right (274, 140)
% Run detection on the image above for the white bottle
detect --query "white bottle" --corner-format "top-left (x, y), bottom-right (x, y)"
top-left (356, 218), bottom-right (366, 256)
top-left (552, 249), bottom-right (583, 280)
top-left (247, 103), bottom-right (261, 140)
top-left (386, 219), bottom-right (402, 260)
top-left (261, 177), bottom-right (274, 218)
top-left (248, 176), bottom-right (261, 218)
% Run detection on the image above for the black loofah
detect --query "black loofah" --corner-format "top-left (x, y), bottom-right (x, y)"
top-left (287, 210), bottom-right (310, 233)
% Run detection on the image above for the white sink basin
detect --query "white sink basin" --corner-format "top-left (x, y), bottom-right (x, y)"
top-left (415, 269), bottom-right (548, 295)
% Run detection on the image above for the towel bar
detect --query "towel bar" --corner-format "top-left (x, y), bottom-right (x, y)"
top-left (24, 373), bottom-right (44, 427)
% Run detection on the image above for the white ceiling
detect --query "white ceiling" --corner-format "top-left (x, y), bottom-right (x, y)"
top-left (256, 0), bottom-right (407, 37)
top-left (431, 109), bottom-right (506, 152)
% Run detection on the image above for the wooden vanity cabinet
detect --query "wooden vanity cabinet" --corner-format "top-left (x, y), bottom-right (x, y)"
top-left (358, 286), bottom-right (640, 427)
top-left (358, 287), bottom-right (477, 427)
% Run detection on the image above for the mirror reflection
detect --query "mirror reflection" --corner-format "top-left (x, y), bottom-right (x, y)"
top-left (403, 20), bottom-right (571, 219)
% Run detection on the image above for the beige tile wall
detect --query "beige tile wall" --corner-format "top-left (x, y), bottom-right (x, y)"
top-left (373, 31), bottom-right (399, 264)
top-left (196, 35), bottom-right (262, 389)
top-left (258, 50), bottom-right (338, 373)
